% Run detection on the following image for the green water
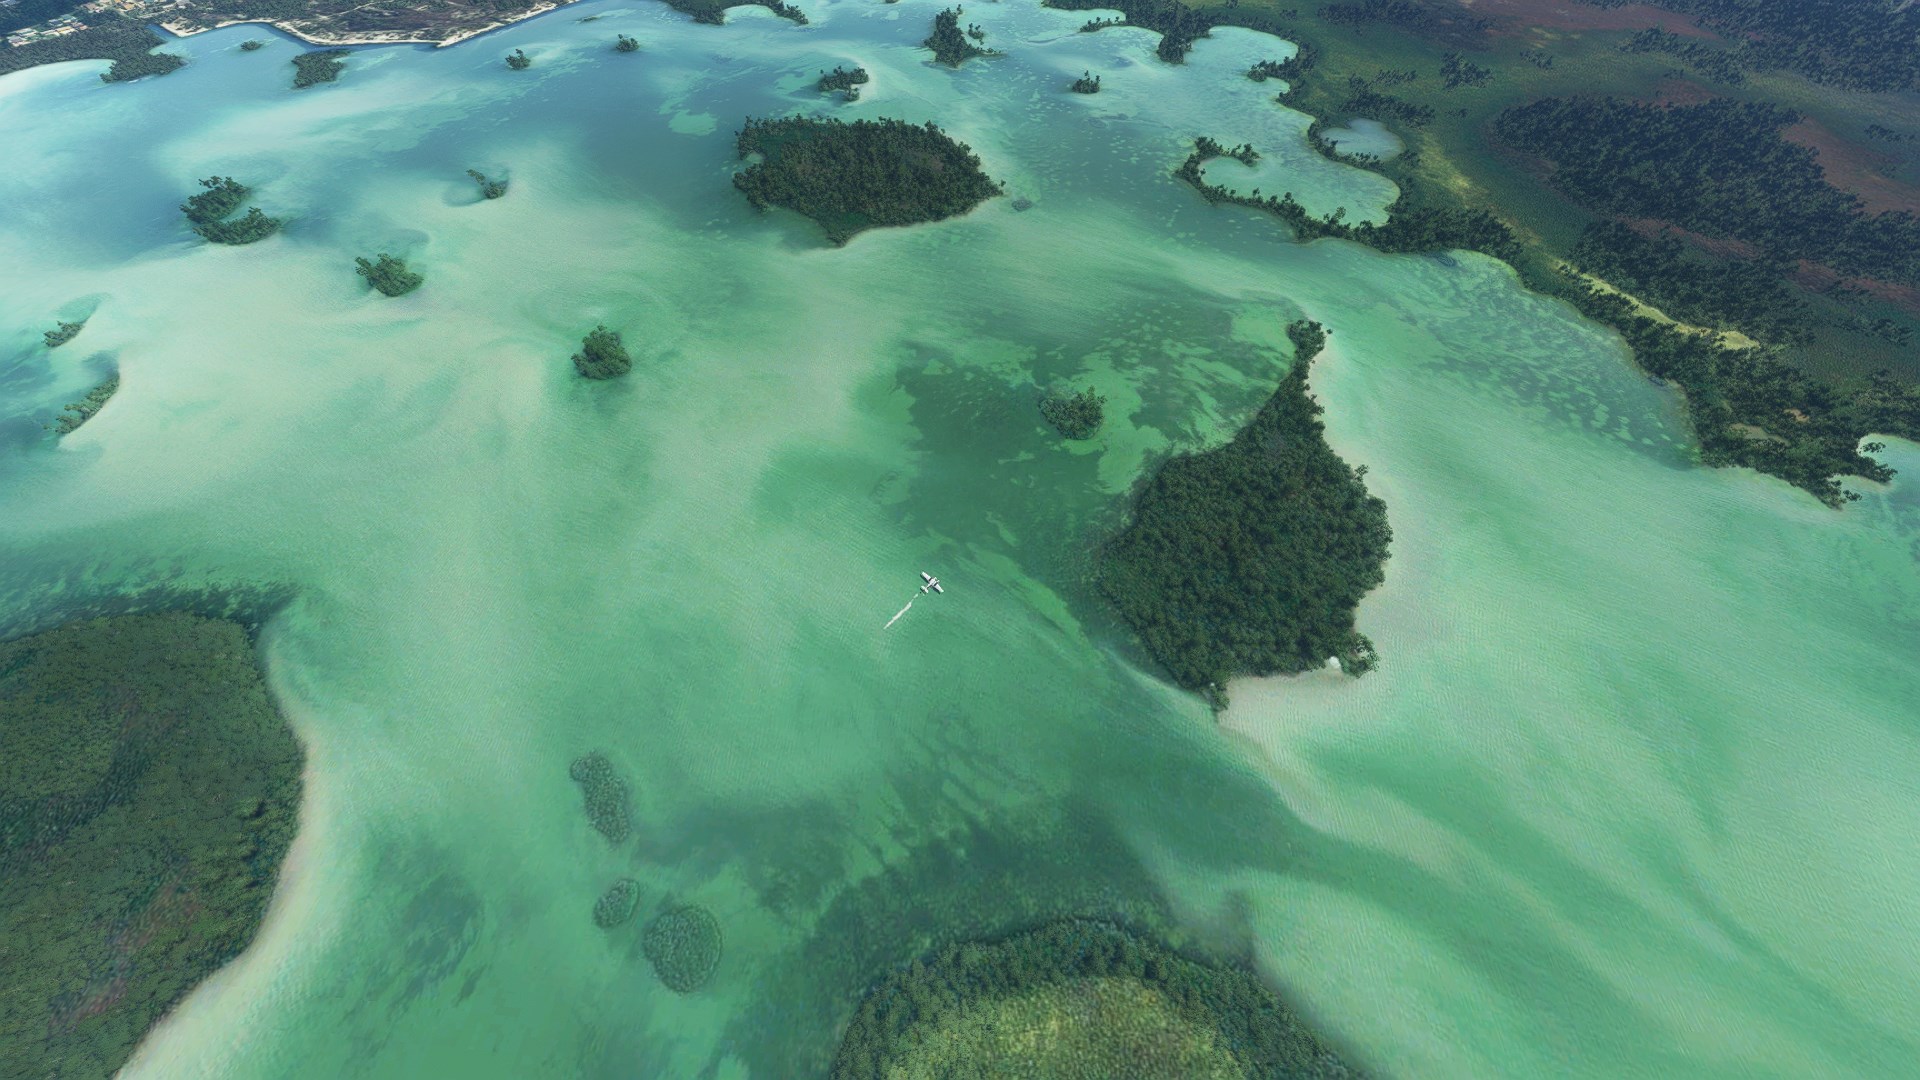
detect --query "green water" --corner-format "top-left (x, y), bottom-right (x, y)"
top-left (0, 2), bottom-right (1916, 1076)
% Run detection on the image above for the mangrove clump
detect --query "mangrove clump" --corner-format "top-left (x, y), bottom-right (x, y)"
top-left (44, 320), bottom-right (84, 349)
top-left (572, 325), bottom-right (632, 380)
top-left (817, 64), bottom-right (869, 99)
top-left (923, 6), bottom-right (994, 66)
top-left (505, 48), bottom-right (531, 70)
top-left (467, 169), bottom-right (508, 199)
top-left (180, 177), bottom-right (281, 245)
top-left (831, 919), bottom-right (1364, 1080)
top-left (614, 34), bottom-right (640, 52)
top-left (354, 253), bottom-right (423, 297)
top-left (1098, 319), bottom-right (1390, 706)
top-left (238, 39), bottom-right (265, 51)
top-left (733, 115), bottom-right (1003, 245)
top-left (1069, 70), bottom-right (1101, 93)
top-left (1039, 385), bottom-right (1105, 439)
top-left (53, 374), bottom-right (119, 435)
top-left (0, 614), bottom-right (303, 1080)
top-left (568, 751), bottom-right (631, 842)
top-left (642, 904), bottom-right (722, 992)
top-left (593, 878), bottom-right (641, 928)
top-left (291, 48), bottom-right (348, 88)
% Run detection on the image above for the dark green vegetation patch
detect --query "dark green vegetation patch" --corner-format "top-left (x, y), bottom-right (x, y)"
top-left (181, 176), bottom-right (281, 245)
top-left (43, 319), bottom-right (84, 349)
top-left (291, 47), bottom-right (348, 88)
top-left (467, 168), bottom-right (508, 200)
top-left (593, 878), bottom-right (640, 928)
top-left (1099, 320), bottom-right (1389, 706)
top-left (614, 34), bottom-right (640, 52)
top-left (355, 253), bottom-right (423, 297)
top-left (655, 0), bottom-right (805, 25)
top-left (0, 17), bottom-right (186, 83)
top-left (568, 751), bottom-right (631, 842)
top-left (54, 374), bottom-right (119, 435)
top-left (733, 116), bottom-right (1003, 245)
top-left (818, 64), bottom-right (869, 99)
top-left (0, 614), bottom-right (303, 1080)
top-left (1039, 385), bottom-right (1106, 439)
top-left (1069, 70), bottom-right (1102, 94)
top-left (923, 6), bottom-right (994, 66)
top-left (572, 326), bottom-right (632, 380)
top-left (642, 904), bottom-right (722, 992)
top-left (831, 919), bottom-right (1363, 1080)
top-left (238, 38), bottom-right (265, 51)
top-left (505, 48), bottom-right (531, 70)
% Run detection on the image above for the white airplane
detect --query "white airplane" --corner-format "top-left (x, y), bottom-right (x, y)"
top-left (919, 572), bottom-right (944, 594)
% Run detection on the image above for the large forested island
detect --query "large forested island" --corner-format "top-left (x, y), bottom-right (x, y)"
top-left (732, 116), bottom-right (1003, 245)
top-left (1099, 321), bottom-right (1390, 706)
top-left (0, 614), bottom-right (303, 1080)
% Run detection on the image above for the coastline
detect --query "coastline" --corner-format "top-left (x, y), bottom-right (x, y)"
top-left (156, 0), bottom-right (572, 50)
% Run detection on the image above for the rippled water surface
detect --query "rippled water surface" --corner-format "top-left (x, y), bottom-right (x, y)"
top-left (1, 2), bottom-right (1917, 1076)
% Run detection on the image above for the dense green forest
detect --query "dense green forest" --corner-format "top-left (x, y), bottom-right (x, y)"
top-left (654, 0), bottom-right (806, 25)
top-left (831, 919), bottom-right (1362, 1079)
top-left (0, 614), bottom-right (303, 1080)
top-left (1098, 320), bottom-right (1389, 705)
top-left (571, 326), bottom-right (632, 380)
top-left (354, 253), bottom-right (422, 297)
top-left (1039, 386), bottom-right (1105, 439)
top-left (923, 6), bottom-right (993, 66)
top-left (180, 176), bottom-right (282, 244)
top-left (733, 116), bottom-right (1003, 245)
top-left (291, 47), bottom-right (348, 88)
top-left (1568, 221), bottom-right (1811, 345)
top-left (1046, 0), bottom-right (1293, 62)
top-left (1617, 27), bottom-right (1743, 85)
top-left (817, 64), bottom-right (869, 98)
top-left (642, 905), bottom-right (722, 992)
top-left (0, 19), bottom-right (185, 82)
top-left (53, 374), bottom-right (119, 435)
top-left (568, 751), bottom-right (631, 841)
top-left (467, 168), bottom-right (508, 199)
top-left (195, 207), bottom-right (281, 244)
top-left (1583, 0), bottom-right (1919, 91)
top-left (43, 319), bottom-right (84, 349)
top-left (1494, 97), bottom-right (1920, 284)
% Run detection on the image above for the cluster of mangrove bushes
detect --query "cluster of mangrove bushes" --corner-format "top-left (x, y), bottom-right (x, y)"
top-left (817, 64), bottom-right (869, 99)
top-left (505, 48), bottom-right (530, 70)
top-left (569, 751), bottom-right (632, 841)
top-left (1098, 319), bottom-right (1389, 704)
top-left (572, 326), bottom-right (632, 380)
top-left (181, 176), bottom-right (281, 244)
top-left (1039, 386), bottom-right (1105, 439)
top-left (53, 374), bottom-right (118, 435)
top-left (44, 319), bottom-right (84, 348)
top-left (0, 614), bottom-right (302, 1080)
top-left (831, 918), bottom-right (1363, 1079)
top-left (467, 168), bottom-right (508, 199)
top-left (354, 253), bottom-right (422, 297)
top-left (1494, 97), bottom-right (1920, 285)
top-left (1584, 0), bottom-right (1919, 92)
top-left (643, 904), bottom-right (722, 992)
top-left (1069, 70), bottom-right (1102, 94)
top-left (291, 47), bottom-right (348, 88)
top-left (657, 0), bottom-right (805, 25)
top-left (924, 6), bottom-right (993, 66)
top-left (733, 116), bottom-right (1002, 245)
top-left (615, 34), bottom-right (640, 52)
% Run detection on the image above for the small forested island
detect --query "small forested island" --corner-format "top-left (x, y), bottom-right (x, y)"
top-left (568, 751), bottom-right (631, 841)
top-left (180, 176), bottom-right (281, 245)
top-left (53, 374), bottom-right (119, 435)
top-left (43, 319), bottom-right (84, 349)
top-left (817, 65), bottom-right (869, 100)
top-left (238, 38), bottom-right (265, 51)
top-left (1039, 385), bottom-right (1105, 439)
top-left (1099, 320), bottom-right (1390, 707)
top-left (831, 919), bottom-right (1363, 1079)
top-left (733, 116), bottom-right (1003, 245)
top-left (1069, 70), bottom-right (1101, 94)
top-left (0, 614), bottom-right (303, 1080)
top-left (505, 48), bottom-right (530, 70)
top-left (291, 48), bottom-right (348, 88)
top-left (354, 254), bottom-right (423, 297)
top-left (923, 6), bottom-right (994, 66)
top-left (642, 904), bottom-right (722, 992)
top-left (655, 0), bottom-right (805, 25)
top-left (572, 326), bottom-right (632, 380)
top-left (467, 169), bottom-right (507, 199)
top-left (614, 34), bottom-right (640, 52)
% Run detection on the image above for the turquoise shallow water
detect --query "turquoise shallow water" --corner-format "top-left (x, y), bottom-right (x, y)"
top-left (0, 2), bottom-right (1917, 1076)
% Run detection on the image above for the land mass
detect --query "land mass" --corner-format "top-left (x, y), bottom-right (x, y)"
top-left (733, 116), bottom-right (1004, 245)
top-left (0, 613), bottom-right (303, 1080)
